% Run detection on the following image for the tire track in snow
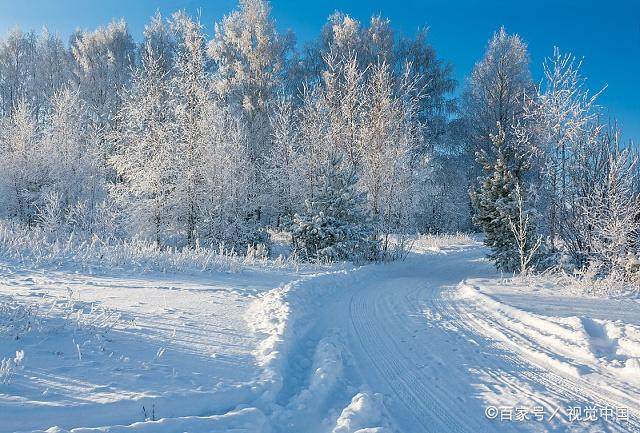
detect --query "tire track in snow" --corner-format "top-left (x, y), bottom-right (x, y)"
top-left (438, 285), bottom-right (640, 432)
top-left (348, 286), bottom-right (474, 432)
top-left (342, 246), bottom-right (639, 432)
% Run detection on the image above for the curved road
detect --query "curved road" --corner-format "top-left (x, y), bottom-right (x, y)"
top-left (327, 245), bottom-right (640, 432)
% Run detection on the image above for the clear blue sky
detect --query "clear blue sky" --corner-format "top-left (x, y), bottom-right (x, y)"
top-left (1, 0), bottom-right (638, 142)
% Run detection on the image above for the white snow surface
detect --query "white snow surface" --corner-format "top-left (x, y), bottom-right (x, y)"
top-left (2, 237), bottom-right (640, 432)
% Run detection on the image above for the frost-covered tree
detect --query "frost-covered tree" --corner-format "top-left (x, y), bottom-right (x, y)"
top-left (291, 153), bottom-right (377, 262)
top-left (295, 84), bottom-right (333, 202)
top-left (71, 19), bottom-right (135, 158)
top-left (417, 149), bottom-right (472, 233)
top-left (534, 48), bottom-right (601, 250)
top-left (208, 0), bottom-right (293, 221)
top-left (0, 27), bottom-right (73, 123)
top-left (0, 28), bottom-right (37, 117)
top-left (555, 123), bottom-right (605, 267)
top-left (360, 61), bottom-right (422, 250)
top-left (560, 125), bottom-right (640, 274)
top-left (0, 100), bottom-right (43, 225)
top-left (301, 13), bottom-right (394, 83)
top-left (319, 53), bottom-right (366, 168)
top-left (264, 95), bottom-right (305, 225)
top-left (142, 12), bottom-right (176, 77)
top-left (396, 28), bottom-right (456, 154)
top-left (171, 13), bottom-right (211, 247)
top-left (199, 103), bottom-right (268, 251)
top-left (508, 184), bottom-right (543, 274)
top-left (209, 0), bottom-right (292, 124)
top-left (294, 16), bottom-right (456, 234)
top-left (529, 51), bottom-right (638, 276)
top-left (463, 28), bottom-right (536, 265)
top-left (106, 14), bottom-right (179, 245)
top-left (301, 12), bottom-right (453, 155)
top-left (471, 123), bottom-right (539, 272)
top-left (33, 29), bottom-right (72, 121)
top-left (39, 88), bottom-right (105, 233)
top-left (110, 44), bottom-right (176, 246)
top-left (462, 28), bottom-right (532, 171)
top-left (287, 55), bottom-right (423, 251)
top-left (587, 138), bottom-right (639, 276)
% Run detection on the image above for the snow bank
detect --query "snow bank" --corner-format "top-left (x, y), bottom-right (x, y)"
top-left (456, 282), bottom-right (640, 387)
top-left (288, 334), bottom-right (344, 412)
top-left (410, 232), bottom-right (478, 254)
top-left (331, 393), bottom-right (390, 433)
top-left (269, 333), bottom-right (348, 431)
top-left (247, 262), bottom-right (387, 404)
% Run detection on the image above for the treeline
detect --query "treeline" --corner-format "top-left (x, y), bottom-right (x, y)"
top-left (0, 1), bottom-right (637, 270)
top-left (464, 32), bottom-right (639, 277)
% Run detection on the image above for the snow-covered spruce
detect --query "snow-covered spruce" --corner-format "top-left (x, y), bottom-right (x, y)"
top-left (290, 153), bottom-right (378, 262)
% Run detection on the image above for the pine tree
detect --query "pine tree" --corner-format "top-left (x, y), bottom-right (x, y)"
top-left (290, 153), bottom-right (378, 262)
top-left (471, 123), bottom-right (540, 272)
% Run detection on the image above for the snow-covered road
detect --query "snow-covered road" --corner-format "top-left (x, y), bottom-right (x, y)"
top-left (3, 240), bottom-right (640, 432)
top-left (344, 247), bottom-right (499, 432)
top-left (279, 243), bottom-right (640, 432)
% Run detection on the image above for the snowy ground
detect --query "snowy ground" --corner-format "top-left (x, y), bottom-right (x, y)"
top-left (1, 237), bottom-right (639, 432)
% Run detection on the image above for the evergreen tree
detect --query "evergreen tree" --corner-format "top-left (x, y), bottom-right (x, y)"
top-left (471, 123), bottom-right (540, 272)
top-left (291, 153), bottom-right (378, 262)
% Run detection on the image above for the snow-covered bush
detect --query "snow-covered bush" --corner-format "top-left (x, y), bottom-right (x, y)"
top-left (0, 300), bottom-right (41, 340)
top-left (291, 154), bottom-right (378, 262)
top-left (529, 262), bottom-right (640, 297)
top-left (0, 350), bottom-right (24, 385)
top-left (0, 219), bottom-right (302, 275)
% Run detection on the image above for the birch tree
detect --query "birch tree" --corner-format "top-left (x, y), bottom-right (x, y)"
top-left (110, 44), bottom-right (176, 246)
top-left (208, 0), bottom-right (293, 222)
top-left (535, 48), bottom-right (601, 250)
top-left (171, 13), bottom-right (210, 247)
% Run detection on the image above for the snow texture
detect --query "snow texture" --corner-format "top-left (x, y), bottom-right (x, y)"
top-left (2, 237), bottom-right (640, 432)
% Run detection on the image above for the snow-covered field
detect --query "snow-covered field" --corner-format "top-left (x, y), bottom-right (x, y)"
top-left (1, 236), bottom-right (639, 432)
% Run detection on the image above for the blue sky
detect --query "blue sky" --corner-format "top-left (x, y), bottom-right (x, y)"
top-left (0, 0), bottom-right (638, 142)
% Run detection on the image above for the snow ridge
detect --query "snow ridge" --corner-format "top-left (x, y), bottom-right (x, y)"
top-left (454, 282), bottom-right (640, 413)
top-left (248, 266), bottom-right (364, 404)
top-left (247, 262), bottom-right (393, 430)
